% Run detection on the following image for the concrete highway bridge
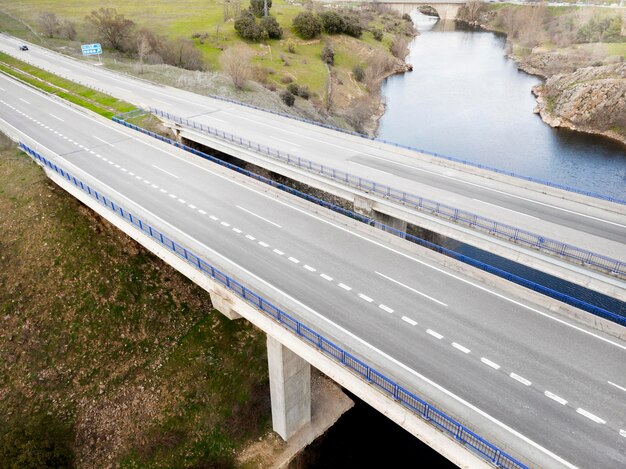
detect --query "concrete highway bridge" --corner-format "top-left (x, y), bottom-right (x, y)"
top-left (1, 35), bottom-right (625, 468)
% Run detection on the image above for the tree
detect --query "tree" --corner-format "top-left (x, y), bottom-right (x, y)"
top-left (234, 10), bottom-right (269, 42)
top-left (292, 12), bottom-right (322, 40)
top-left (60, 20), bottom-right (77, 40)
top-left (221, 44), bottom-right (253, 89)
top-left (223, 0), bottom-right (242, 22)
top-left (39, 12), bottom-right (60, 38)
top-left (136, 30), bottom-right (152, 74)
top-left (85, 8), bottom-right (135, 51)
top-left (250, 0), bottom-right (272, 17)
top-left (342, 15), bottom-right (362, 38)
top-left (319, 11), bottom-right (345, 34)
top-left (321, 44), bottom-right (334, 65)
top-left (390, 35), bottom-right (410, 60)
top-left (260, 16), bottom-right (282, 39)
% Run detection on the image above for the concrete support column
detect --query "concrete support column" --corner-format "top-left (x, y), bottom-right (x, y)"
top-left (267, 335), bottom-right (311, 440)
top-left (209, 285), bottom-right (242, 320)
top-left (353, 194), bottom-right (374, 217)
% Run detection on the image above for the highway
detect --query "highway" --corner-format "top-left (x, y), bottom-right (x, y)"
top-left (1, 34), bottom-right (624, 268)
top-left (2, 71), bottom-right (625, 468)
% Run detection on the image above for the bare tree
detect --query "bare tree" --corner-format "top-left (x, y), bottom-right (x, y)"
top-left (39, 12), bottom-right (60, 38)
top-left (223, 0), bottom-right (242, 22)
top-left (60, 20), bottom-right (77, 40)
top-left (136, 31), bottom-right (151, 74)
top-left (220, 44), bottom-right (253, 90)
top-left (85, 8), bottom-right (135, 51)
top-left (364, 51), bottom-right (395, 90)
top-left (390, 35), bottom-right (410, 60)
top-left (346, 95), bottom-right (375, 134)
top-left (460, 1), bottom-right (486, 24)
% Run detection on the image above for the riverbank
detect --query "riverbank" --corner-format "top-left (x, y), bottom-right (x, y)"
top-left (456, 3), bottom-right (626, 146)
top-left (0, 2), bottom-right (414, 136)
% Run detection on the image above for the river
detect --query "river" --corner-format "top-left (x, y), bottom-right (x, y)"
top-left (293, 14), bottom-right (624, 468)
top-left (378, 13), bottom-right (626, 200)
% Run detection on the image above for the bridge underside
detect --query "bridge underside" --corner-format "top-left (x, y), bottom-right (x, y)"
top-left (385, 3), bottom-right (460, 20)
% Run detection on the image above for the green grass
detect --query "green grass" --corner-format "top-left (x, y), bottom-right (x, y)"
top-left (2, 0), bottom-right (399, 98)
top-left (605, 42), bottom-right (626, 59)
top-left (0, 51), bottom-right (135, 117)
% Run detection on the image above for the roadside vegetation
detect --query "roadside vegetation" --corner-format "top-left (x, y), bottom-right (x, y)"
top-left (0, 51), bottom-right (134, 118)
top-left (0, 0), bottom-right (416, 134)
top-left (457, 2), bottom-right (626, 143)
top-left (0, 132), bottom-right (271, 467)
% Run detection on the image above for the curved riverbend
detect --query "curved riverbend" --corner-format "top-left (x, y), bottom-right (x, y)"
top-left (378, 14), bottom-right (626, 200)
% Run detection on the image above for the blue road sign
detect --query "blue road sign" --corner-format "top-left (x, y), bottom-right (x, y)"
top-left (81, 43), bottom-right (102, 56)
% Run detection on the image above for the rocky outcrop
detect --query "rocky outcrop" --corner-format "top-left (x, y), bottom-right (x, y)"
top-left (418, 6), bottom-right (439, 18)
top-left (532, 63), bottom-right (626, 145)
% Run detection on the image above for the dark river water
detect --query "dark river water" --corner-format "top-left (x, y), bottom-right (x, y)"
top-left (297, 14), bottom-right (625, 469)
top-left (378, 14), bottom-right (626, 200)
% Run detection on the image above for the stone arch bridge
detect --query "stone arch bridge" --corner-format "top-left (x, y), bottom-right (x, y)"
top-left (368, 0), bottom-right (465, 20)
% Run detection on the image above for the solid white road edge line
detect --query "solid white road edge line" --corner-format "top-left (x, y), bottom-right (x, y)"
top-left (375, 271), bottom-right (448, 307)
top-left (236, 204), bottom-right (282, 228)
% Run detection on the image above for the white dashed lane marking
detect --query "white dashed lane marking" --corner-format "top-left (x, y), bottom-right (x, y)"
top-left (288, 257), bottom-right (300, 264)
top-left (273, 249), bottom-right (284, 255)
top-left (209, 215), bottom-right (218, 221)
top-left (245, 235), bottom-right (256, 241)
top-left (452, 343), bottom-right (471, 354)
top-left (509, 373), bottom-right (532, 386)
top-left (379, 304), bottom-right (394, 313)
top-left (304, 265), bottom-right (316, 272)
top-left (338, 283), bottom-right (352, 291)
top-left (576, 408), bottom-right (606, 425)
top-left (258, 241), bottom-right (269, 248)
top-left (620, 429), bottom-right (626, 438)
top-left (358, 293), bottom-right (373, 303)
top-left (481, 358), bottom-right (501, 370)
top-left (402, 316), bottom-right (417, 326)
top-left (426, 329), bottom-right (443, 340)
top-left (320, 273), bottom-right (333, 281)
top-left (544, 391), bottom-right (567, 405)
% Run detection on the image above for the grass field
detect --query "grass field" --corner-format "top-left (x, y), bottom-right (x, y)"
top-left (0, 135), bottom-right (271, 467)
top-left (0, 0), bottom-right (398, 102)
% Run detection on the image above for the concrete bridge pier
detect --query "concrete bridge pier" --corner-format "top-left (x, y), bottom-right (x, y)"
top-left (210, 287), bottom-right (311, 440)
top-left (354, 195), bottom-right (408, 237)
top-left (267, 335), bottom-right (312, 440)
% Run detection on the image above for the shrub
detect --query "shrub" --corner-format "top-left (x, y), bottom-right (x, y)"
top-left (342, 16), bottom-right (362, 38)
top-left (352, 64), bottom-right (365, 82)
top-left (260, 15), bottom-right (283, 39)
top-left (221, 45), bottom-right (253, 89)
top-left (321, 44), bottom-right (334, 66)
top-left (280, 74), bottom-right (293, 83)
top-left (280, 90), bottom-right (295, 106)
top-left (234, 10), bottom-right (268, 42)
top-left (250, 0), bottom-right (272, 17)
top-left (287, 83), bottom-right (300, 95)
top-left (286, 40), bottom-right (296, 53)
top-left (402, 13), bottom-right (412, 22)
top-left (0, 414), bottom-right (74, 468)
top-left (297, 85), bottom-right (310, 100)
top-left (293, 12), bottom-right (322, 39)
top-left (372, 28), bottom-right (383, 41)
top-left (319, 11), bottom-right (345, 34)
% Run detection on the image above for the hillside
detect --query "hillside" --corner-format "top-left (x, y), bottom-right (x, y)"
top-left (0, 0), bottom-right (415, 134)
top-left (0, 133), bottom-right (271, 468)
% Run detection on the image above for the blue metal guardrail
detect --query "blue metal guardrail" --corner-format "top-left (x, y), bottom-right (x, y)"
top-left (19, 141), bottom-right (528, 469)
top-left (112, 112), bottom-right (625, 326)
top-left (149, 108), bottom-right (626, 279)
top-left (200, 93), bottom-right (626, 206)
